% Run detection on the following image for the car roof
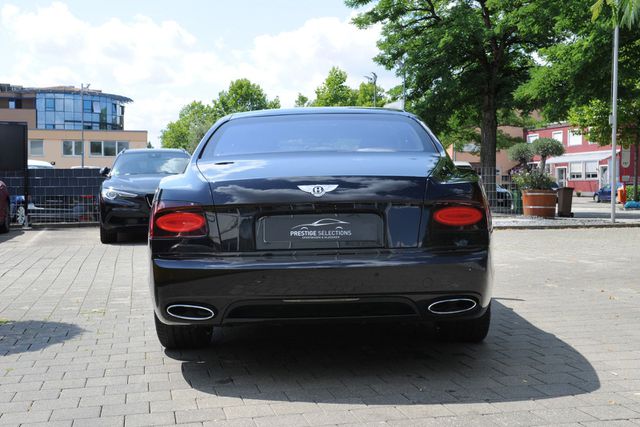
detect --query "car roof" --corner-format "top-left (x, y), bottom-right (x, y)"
top-left (121, 148), bottom-right (186, 153)
top-left (227, 107), bottom-right (414, 120)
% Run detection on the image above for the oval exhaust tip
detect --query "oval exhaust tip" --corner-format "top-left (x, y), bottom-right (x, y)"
top-left (166, 304), bottom-right (215, 321)
top-left (428, 298), bottom-right (477, 315)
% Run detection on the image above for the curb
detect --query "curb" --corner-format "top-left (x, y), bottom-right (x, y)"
top-left (494, 222), bottom-right (640, 230)
top-left (17, 223), bottom-right (99, 229)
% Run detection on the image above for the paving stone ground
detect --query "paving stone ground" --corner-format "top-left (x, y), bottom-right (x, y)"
top-left (0, 227), bottom-right (639, 427)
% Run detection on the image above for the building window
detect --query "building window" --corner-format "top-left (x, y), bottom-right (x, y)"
top-left (62, 140), bottom-right (83, 156)
top-left (90, 141), bottom-right (129, 156)
top-left (29, 140), bottom-right (44, 156)
top-left (8, 99), bottom-right (16, 109)
top-left (527, 134), bottom-right (538, 144)
top-left (585, 161), bottom-right (598, 179)
top-left (83, 100), bottom-right (92, 112)
top-left (103, 141), bottom-right (117, 156)
top-left (45, 98), bottom-right (55, 111)
top-left (552, 131), bottom-right (563, 144)
top-left (568, 130), bottom-right (582, 146)
top-left (90, 141), bottom-right (102, 156)
top-left (569, 162), bottom-right (583, 180)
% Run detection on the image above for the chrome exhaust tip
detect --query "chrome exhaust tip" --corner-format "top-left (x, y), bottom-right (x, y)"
top-left (166, 304), bottom-right (215, 321)
top-left (427, 298), bottom-right (477, 315)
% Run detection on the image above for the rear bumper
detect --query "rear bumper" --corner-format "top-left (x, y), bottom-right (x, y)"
top-left (151, 248), bottom-right (493, 326)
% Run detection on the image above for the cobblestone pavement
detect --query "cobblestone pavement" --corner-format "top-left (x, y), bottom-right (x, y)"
top-left (1, 227), bottom-right (639, 426)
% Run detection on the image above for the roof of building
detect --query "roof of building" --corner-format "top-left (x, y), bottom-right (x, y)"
top-left (0, 83), bottom-right (132, 103)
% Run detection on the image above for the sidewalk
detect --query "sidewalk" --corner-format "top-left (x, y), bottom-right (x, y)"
top-left (493, 196), bottom-right (640, 229)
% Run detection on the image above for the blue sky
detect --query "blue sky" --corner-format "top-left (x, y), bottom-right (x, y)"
top-left (0, 1), bottom-right (400, 144)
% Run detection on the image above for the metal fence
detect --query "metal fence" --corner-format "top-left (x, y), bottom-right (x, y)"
top-left (1, 167), bottom-right (519, 226)
top-left (473, 167), bottom-right (520, 215)
top-left (1, 169), bottom-right (105, 226)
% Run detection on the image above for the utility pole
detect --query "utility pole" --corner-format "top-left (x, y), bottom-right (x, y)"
top-left (80, 83), bottom-right (90, 168)
top-left (610, 25), bottom-right (619, 223)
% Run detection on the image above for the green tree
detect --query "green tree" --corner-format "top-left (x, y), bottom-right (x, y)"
top-left (294, 93), bottom-right (310, 107)
top-left (508, 143), bottom-right (534, 172)
top-left (160, 101), bottom-right (216, 152)
top-left (212, 78), bottom-right (280, 117)
top-left (161, 79), bottom-right (280, 152)
top-left (354, 82), bottom-right (388, 107)
top-left (518, 0), bottom-right (640, 201)
top-left (532, 137), bottom-right (565, 172)
top-left (592, 0), bottom-right (640, 28)
top-left (346, 0), bottom-right (563, 186)
top-left (311, 67), bottom-right (358, 106)
top-left (515, 9), bottom-right (640, 122)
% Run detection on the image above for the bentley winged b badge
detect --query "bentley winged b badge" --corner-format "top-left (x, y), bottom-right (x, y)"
top-left (297, 184), bottom-right (339, 197)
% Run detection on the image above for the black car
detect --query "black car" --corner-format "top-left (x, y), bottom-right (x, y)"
top-left (149, 108), bottom-right (493, 349)
top-left (496, 184), bottom-right (513, 208)
top-left (99, 149), bottom-right (190, 243)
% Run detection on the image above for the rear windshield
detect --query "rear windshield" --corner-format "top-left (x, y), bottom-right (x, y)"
top-left (201, 114), bottom-right (436, 158)
top-left (111, 152), bottom-right (190, 176)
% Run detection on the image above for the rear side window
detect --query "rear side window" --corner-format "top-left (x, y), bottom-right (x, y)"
top-left (201, 114), bottom-right (436, 158)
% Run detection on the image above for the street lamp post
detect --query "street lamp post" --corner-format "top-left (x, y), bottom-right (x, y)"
top-left (610, 25), bottom-right (619, 223)
top-left (80, 83), bottom-right (90, 168)
top-left (365, 72), bottom-right (378, 107)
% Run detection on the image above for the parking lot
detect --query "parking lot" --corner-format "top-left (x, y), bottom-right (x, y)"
top-left (1, 227), bottom-right (639, 426)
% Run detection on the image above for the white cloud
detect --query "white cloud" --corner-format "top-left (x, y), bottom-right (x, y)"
top-left (0, 2), bottom-right (400, 145)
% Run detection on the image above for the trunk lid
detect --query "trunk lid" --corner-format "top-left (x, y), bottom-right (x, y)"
top-left (197, 152), bottom-right (441, 251)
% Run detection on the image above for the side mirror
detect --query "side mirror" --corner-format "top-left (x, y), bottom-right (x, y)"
top-left (99, 167), bottom-right (110, 176)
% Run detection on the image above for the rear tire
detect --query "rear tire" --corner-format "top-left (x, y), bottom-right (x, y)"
top-left (154, 313), bottom-right (213, 349)
top-left (0, 203), bottom-right (9, 233)
top-left (435, 302), bottom-right (491, 343)
top-left (100, 226), bottom-right (117, 244)
top-left (594, 194), bottom-right (600, 203)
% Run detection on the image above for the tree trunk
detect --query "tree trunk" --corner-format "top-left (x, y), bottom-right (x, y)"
top-left (480, 94), bottom-right (498, 207)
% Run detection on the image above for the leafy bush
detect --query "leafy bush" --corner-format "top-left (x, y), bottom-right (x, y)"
top-left (626, 185), bottom-right (640, 202)
top-left (508, 143), bottom-right (534, 169)
top-left (513, 169), bottom-right (557, 190)
top-left (532, 137), bottom-right (565, 170)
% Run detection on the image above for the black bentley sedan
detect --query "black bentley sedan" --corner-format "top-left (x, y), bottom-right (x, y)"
top-left (150, 108), bottom-right (493, 349)
top-left (99, 148), bottom-right (190, 243)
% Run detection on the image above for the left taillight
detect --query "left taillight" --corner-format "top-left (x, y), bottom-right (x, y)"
top-left (150, 201), bottom-right (208, 238)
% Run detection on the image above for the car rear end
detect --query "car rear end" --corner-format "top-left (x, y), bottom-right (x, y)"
top-left (149, 110), bottom-right (492, 347)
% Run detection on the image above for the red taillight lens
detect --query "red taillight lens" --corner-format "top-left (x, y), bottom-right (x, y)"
top-left (150, 201), bottom-right (208, 238)
top-left (156, 212), bottom-right (206, 233)
top-left (433, 206), bottom-right (483, 227)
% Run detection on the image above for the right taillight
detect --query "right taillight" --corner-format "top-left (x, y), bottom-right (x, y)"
top-left (156, 212), bottom-right (206, 233)
top-left (433, 206), bottom-right (483, 227)
top-left (150, 201), bottom-right (207, 238)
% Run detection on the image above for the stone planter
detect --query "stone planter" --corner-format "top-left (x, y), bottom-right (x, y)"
top-left (522, 190), bottom-right (556, 218)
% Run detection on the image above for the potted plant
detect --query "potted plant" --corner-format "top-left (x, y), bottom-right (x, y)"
top-left (511, 138), bottom-right (565, 218)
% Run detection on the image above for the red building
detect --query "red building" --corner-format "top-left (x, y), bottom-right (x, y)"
top-left (524, 123), bottom-right (638, 195)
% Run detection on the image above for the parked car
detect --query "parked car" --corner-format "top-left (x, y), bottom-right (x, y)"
top-left (99, 148), bottom-right (191, 243)
top-left (27, 159), bottom-right (54, 169)
top-left (149, 108), bottom-right (493, 349)
top-left (496, 184), bottom-right (513, 208)
top-left (13, 195), bottom-right (98, 224)
top-left (0, 180), bottom-right (10, 233)
top-left (594, 183), bottom-right (624, 203)
top-left (10, 157), bottom-right (96, 224)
